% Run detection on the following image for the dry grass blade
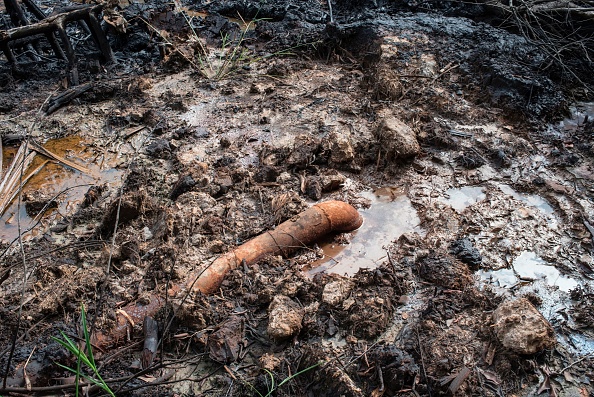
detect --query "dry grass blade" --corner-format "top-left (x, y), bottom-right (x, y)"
top-left (0, 142), bottom-right (28, 193)
top-left (0, 138), bottom-right (89, 216)
top-left (271, 192), bottom-right (291, 223)
top-left (29, 140), bottom-right (90, 174)
top-left (0, 160), bottom-right (49, 216)
top-left (0, 143), bottom-right (36, 216)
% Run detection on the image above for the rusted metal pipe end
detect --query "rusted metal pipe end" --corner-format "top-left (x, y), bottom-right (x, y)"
top-left (314, 200), bottom-right (363, 232)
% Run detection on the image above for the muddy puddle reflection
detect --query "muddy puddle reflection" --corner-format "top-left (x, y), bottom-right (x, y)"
top-left (497, 183), bottom-right (554, 216)
top-left (438, 186), bottom-right (486, 213)
top-left (309, 189), bottom-right (424, 276)
top-left (559, 102), bottom-right (594, 132)
top-left (1, 136), bottom-right (123, 242)
top-left (479, 251), bottom-right (578, 292)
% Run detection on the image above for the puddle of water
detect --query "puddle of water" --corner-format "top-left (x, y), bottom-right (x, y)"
top-left (565, 333), bottom-right (594, 355)
top-left (1, 136), bottom-right (123, 242)
top-left (497, 183), bottom-right (554, 216)
top-left (478, 251), bottom-right (578, 292)
top-left (181, 103), bottom-right (209, 127)
top-left (308, 189), bottom-right (424, 276)
top-left (438, 186), bottom-right (485, 213)
top-left (559, 102), bottom-right (594, 132)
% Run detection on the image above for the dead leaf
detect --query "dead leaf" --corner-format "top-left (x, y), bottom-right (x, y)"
top-left (23, 368), bottom-right (31, 391)
top-left (563, 370), bottom-right (575, 383)
top-left (478, 368), bottom-right (501, 385)
top-left (484, 343), bottom-right (496, 366)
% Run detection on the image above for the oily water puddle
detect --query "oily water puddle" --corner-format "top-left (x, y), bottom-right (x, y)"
top-left (0, 136), bottom-right (123, 243)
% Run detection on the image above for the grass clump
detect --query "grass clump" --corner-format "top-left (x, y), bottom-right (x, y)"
top-left (52, 304), bottom-right (115, 397)
top-left (249, 362), bottom-right (321, 397)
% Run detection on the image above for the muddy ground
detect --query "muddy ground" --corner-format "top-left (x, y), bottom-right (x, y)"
top-left (1, 0), bottom-right (594, 396)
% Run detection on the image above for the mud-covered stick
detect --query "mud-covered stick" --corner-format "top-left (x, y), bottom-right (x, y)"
top-left (187, 200), bottom-right (363, 294)
top-left (93, 294), bottom-right (164, 348)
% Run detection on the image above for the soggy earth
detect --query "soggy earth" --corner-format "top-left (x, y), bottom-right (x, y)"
top-left (1, 0), bottom-right (594, 396)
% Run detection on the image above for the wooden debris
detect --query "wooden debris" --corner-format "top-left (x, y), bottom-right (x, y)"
top-left (141, 317), bottom-right (159, 369)
top-left (0, 140), bottom-right (90, 216)
top-left (29, 140), bottom-right (90, 174)
top-left (0, 143), bottom-right (35, 216)
top-left (43, 83), bottom-right (93, 115)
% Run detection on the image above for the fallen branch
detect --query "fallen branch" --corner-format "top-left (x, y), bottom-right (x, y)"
top-left (0, 143), bottom-right (35, 216)
top-left (29, 140), bottom-right (90, 174)
top-left (43, 83), bottom-right (93, 115)
top-left (94, 200), bottom-right (363, 347)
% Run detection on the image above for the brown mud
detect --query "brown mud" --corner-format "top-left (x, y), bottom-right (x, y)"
top-left (1, 0), bottom-right (594, 396)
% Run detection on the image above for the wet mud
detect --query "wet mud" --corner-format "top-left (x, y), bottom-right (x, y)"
top-left (1, 0), bottom-right (594, 396)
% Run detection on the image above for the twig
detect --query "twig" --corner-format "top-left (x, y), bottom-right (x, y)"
top-left (560, 352), bottom-right (594, 373)
top-left (29, 140), bottom-right (90, 174)
top-left (416, 326), bottom-right (432, 397)
top-left (2, 139), bottom-right (30, 389)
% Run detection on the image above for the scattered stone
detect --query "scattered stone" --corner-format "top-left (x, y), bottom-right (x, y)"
top-left (322, 278), bottom-right (354, 307)
top-left (492, 298), bottom-right (556, 355)
top-left (449, 238), bottom-right (482, 269)
top-left (208, 239), bottom-right (225, 253)
top-left (287, 135), bottom-right (319, 169)
top-left (207, 316), bottom-right (244, 364)
top-left (169, 174), bottom-right (196, 201)
top-left (329, 131), bottom-right (355, 164)
top-left (305, 177), bottom-right (322, 200)
top-left (417, 253), bottom-right (472, 290)
top-left (145, 139), bottom-right (171, 159)
top-left (375, 116), bottom-right (421, 160)
top-left (267, 295), bottom-right (304, 341)
top-left (320, 171), bottom-right (345, 192)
